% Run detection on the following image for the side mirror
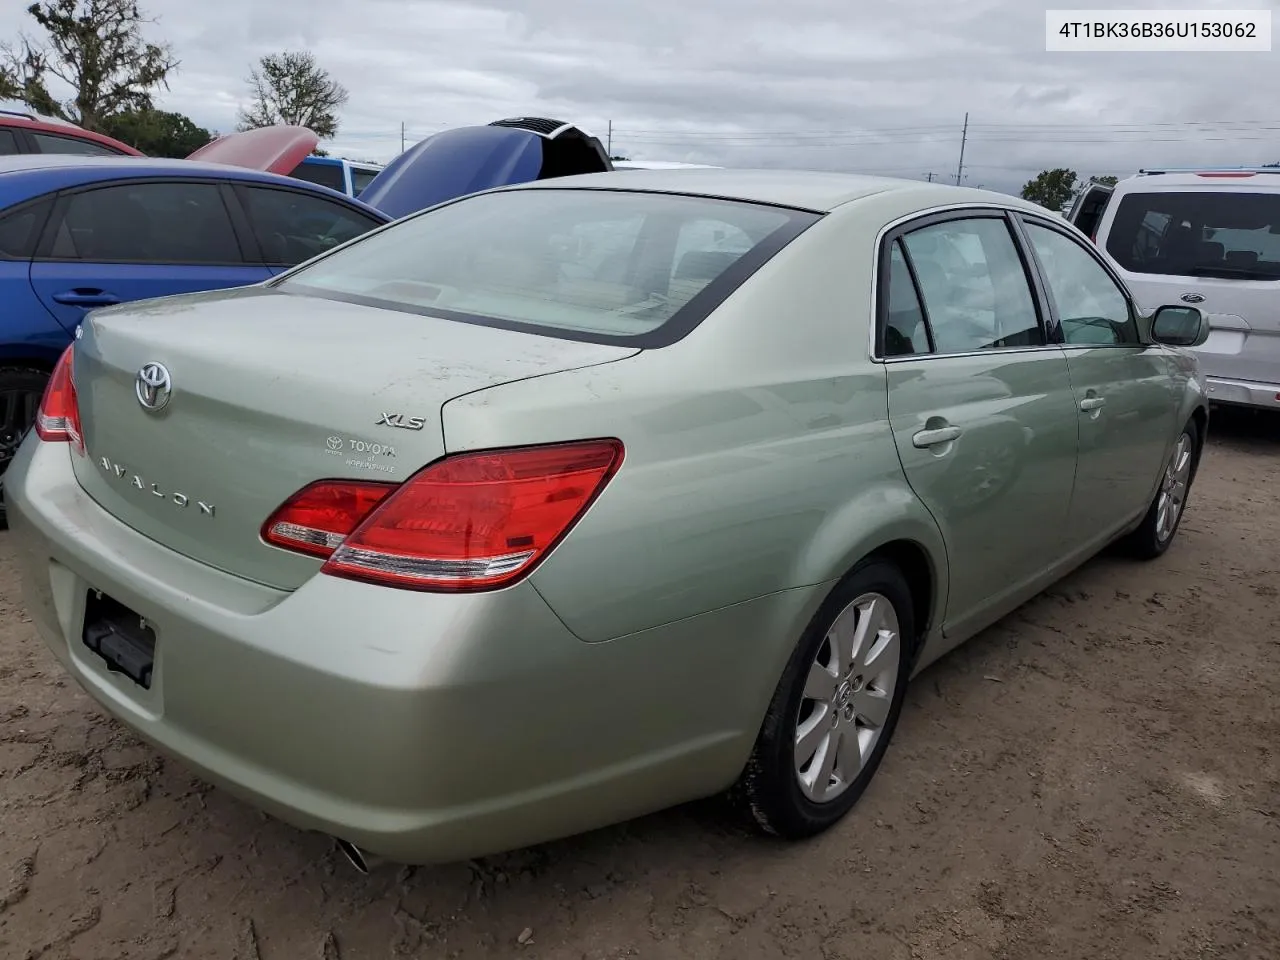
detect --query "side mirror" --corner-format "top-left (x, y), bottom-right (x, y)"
top-left (1151, 304), bottom-right (1210, 348)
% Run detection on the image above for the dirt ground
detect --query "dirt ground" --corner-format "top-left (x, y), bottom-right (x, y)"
top-left (1, 410), bottom-right (1277, 960)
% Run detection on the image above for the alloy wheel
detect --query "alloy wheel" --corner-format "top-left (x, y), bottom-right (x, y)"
top-left (793, 592), bottom-right (901, 804)
top-left (1155, 431), bottom-right (1194, 543)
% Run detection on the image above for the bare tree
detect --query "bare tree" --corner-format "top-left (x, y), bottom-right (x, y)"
top-left (236, 51), bottom-right (348, 139)
top-left (1, 0), bottom-right (178, 132)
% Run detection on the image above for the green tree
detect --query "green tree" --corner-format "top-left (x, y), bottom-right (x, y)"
top-left (1093, 175), bottom-right (1119, 186)
top-left (101, 107), bottom-right (211, 156)
top-left (236, 51), bottom-right (348, 139)
top-left (1020, 168), bottom-right (1078, 211)
top-left (1, 0), bottom-right (178, 132)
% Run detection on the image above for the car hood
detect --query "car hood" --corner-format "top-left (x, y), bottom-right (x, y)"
top-left (360, 123), bottom-right (611, 219)
top-left (184, 125), bottom-right (319, 174)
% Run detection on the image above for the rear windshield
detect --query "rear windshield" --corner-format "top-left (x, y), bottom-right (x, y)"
top-left (1106, 190), bottom-right (1280, 280)
top-left (277, 188), bottom-right (818, 346)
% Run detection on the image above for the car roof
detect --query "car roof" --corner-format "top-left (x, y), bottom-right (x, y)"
top-left (512, 167), bottom-right (1043, 214)
top-left (0, 153), bottom-right (391, 218)
top-left (1119, 170), bottom-right (1280, 190)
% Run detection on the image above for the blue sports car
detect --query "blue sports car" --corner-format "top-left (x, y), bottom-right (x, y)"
top-left (0, 117), bottom-right (612, 520)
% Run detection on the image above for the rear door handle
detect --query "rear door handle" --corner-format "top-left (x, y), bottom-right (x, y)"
top-left (52, 289), bottom-right (121, 307)
top-left (912, 425), bottom-right (962, 448)
top-left (1079, 396), bottom-right (1106, 412)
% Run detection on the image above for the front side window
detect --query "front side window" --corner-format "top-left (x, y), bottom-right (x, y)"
top-left (899, 217), bottom-right (1042, 354)
top-left (1106, 190), bottom-right (1280, 280)
top-left (30, 131), bottom-right (122, 157)
top-left (279, 188), bottom-right (817, 345)
top-left (240, 186), bottom-right (382, 266)
top-left (1025, 222), bottom-right (1137, 345)
top-left (50, 182), bottom-right (242, 263)
top-left (0, 129), bottom-right (21, 155)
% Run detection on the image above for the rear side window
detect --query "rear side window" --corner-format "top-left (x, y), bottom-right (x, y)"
top-left (30, 131), bottom-right (123, 156)
top-left (0, 200), bottom-right (50, 259)
top-left (0, 129), bottom-right (21, 155)
top-left (351, 167), bottom-right (379, 196)
top-left (50, 182), bottom-right (243, 263)
top-left (1106, 191), bottom-right (1280, 280)
top-left (279, 188), bottom-right (818, 347)
top-left (239, 186), bottom-right (382, 266)
top-left (898, 217), bottom-right (1043, 353)
top-left (289, 159), bottom-right (346, 193)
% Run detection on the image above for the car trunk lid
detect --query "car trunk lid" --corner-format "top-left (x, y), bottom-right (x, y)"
top-left (184, 125), bottom-right (319, 175)
top-left (69, 287), bottom-right (637, 590)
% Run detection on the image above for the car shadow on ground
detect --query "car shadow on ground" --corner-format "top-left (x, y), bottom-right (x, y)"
top-left (1205, 404), bottom-right (1279, 453)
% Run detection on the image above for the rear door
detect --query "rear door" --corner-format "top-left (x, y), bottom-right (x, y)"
top-left (881, 211), bottom-right (1080, 640)
top-left (1018, 215), bottom-right (1178, 547)
top-left (28, 179), bottom-right (270, 332)
top-left (1067, 181), bottom-right (1114, 241)
top-left (231, 182), bottom-right (386, 273)
top-left (1096, 184), bottom-right (1280, 396)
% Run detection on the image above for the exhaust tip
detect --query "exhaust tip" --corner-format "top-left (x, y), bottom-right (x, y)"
top-left (334, 837), bottom-right (371, 874)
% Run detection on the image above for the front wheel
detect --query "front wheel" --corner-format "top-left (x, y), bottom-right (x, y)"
top-left (1122, 420), bottom-right (1200, 560)
top-left (0, 366), bottom-right (52, 529)
top-left (735, 560), bottom-right (914, 839)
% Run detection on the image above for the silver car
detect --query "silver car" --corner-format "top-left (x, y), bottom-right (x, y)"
top-left (7, 169), bottom-right (1210, 867)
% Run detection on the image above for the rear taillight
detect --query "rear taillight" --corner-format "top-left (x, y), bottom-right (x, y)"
top-left (262, 439), bottom-right (624, 592)
top-left (34, 346), bottom-right (84, 455)
top-left (261, 480), bottom-right (396, 557)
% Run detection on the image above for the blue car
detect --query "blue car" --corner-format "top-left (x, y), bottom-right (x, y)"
top-left (288, 155), bottom-right (384, 198)
top-left (0, 130), bottom-right (395, 520)
top-left (0, 117), bottom-right (612, 520)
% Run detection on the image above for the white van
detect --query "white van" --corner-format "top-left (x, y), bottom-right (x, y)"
top-left (1069, 168), bottom-right (1280, 411)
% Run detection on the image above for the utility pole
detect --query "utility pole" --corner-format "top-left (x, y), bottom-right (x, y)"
top-left (924, 172), bottom-right (936, 182)
top-left (607, 119), bottom-right (612, 156)
top-left (955, 112), bottom-right (969, 185)
top-left (400, 122), bottom-right (406, 153)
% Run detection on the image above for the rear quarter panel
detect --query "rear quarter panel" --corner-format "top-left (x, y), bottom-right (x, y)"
top-left (441, 195), bottom-right (951, 658)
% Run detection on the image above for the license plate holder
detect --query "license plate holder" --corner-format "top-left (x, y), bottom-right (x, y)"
top-left (82, 590), bottom-right (157, 690)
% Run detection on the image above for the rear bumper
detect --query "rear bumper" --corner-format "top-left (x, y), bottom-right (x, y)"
top-left (1204, 375), bottom-right (1280, 410)
top-left (4, 439), bottom-right (806, 864)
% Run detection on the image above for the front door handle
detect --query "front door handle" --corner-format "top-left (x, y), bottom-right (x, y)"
top-left (1079, 396), bottom-right (1106, 412)
top-left (52, 289), bottom-right (121, 308)
top-left (912, 425), bottom-right (962, 448)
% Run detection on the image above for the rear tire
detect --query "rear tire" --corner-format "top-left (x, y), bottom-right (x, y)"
top-left (735, 559), bottom-right (914, 839)
top-left (0, 366), bottom-right (51, 530)
top-left (1121, 419), bottom-right (1200, 561)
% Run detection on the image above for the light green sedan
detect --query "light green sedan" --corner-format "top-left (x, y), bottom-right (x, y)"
top-left (5, 169), bottom-right (1210, 869)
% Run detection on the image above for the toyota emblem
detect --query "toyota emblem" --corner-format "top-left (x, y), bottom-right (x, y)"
top-left (135, 362), bottom-right (172, 412)
top-left (1180, 293), bottom-right (1205, 304)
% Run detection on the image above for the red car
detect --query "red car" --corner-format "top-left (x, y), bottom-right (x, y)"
top-left (0, 107), bottom-right (142, 158)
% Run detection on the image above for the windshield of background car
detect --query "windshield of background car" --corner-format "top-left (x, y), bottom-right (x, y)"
top-left (277, 188), bottom-right (819, 346)
top-left (1106, 190), bottom-right (1280, 280)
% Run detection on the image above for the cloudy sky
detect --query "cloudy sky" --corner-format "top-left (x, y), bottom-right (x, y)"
top-left (4, 0), bottom-right (1280, 194)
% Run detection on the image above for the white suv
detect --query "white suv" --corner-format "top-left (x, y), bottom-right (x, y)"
top-left (1069, 168), bottom-right (1280, 411)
